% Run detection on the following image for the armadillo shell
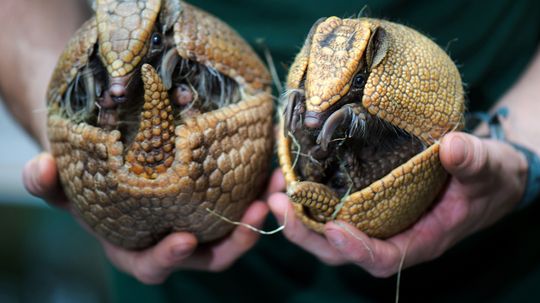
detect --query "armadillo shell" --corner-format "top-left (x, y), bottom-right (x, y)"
top-left (49, 94), bottom-right (272, 250)
top-left (46, 2), bottom-right (273, 250)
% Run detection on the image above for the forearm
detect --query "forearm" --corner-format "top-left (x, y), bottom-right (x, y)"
top-left (0, 0), bottom-right (91, 148)
top-left (484, 46), bottom-right (540, 155)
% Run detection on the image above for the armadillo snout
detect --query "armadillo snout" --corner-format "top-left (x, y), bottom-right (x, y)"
top-left (304, 111), bottom-right (324, 129)
top-left (109, 79), bottom-right (129, 103)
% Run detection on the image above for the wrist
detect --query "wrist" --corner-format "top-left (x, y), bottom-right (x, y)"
top-left (511, 143), bottom-right (540, 209)
top-left (470, 107), bottom-right (540, 208)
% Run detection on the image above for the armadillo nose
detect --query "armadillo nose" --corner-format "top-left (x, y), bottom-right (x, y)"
top-left (109, 76), bottom-right (130, 103)
top-left (110, 83), bottom-right (126, 96)
top-left (110, 83), bottom-right (127, 103)
top-left (304, 111), bottom-right (323, 129)
top-left (112, 96), bottom-right (127, 104)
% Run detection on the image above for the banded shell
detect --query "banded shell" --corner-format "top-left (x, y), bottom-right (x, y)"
top-left (278, 17), bottom-right (464, 238)
top-left (47, 0), bottom-right (273, 249)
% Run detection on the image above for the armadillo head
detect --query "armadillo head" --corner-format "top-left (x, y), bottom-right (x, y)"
top-left (95, 0), bottom-right (162, 102)
top-left (301, 17), bottom-right (380, 128)
top-left (287, 17), bottom-right (390, 130)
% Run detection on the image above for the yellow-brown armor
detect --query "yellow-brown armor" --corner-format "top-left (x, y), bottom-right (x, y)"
top-left (278, 17), bottom-right (464, 238)
top-left (47, 0), bottom-right (273, 249)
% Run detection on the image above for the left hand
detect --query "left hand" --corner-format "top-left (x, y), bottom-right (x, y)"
top-left (268, 132), bottom-right (527, 277)
top-left (22, 153), bottom-right (278, 284)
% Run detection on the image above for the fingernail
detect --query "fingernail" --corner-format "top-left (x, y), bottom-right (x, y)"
top-left (37, 154), bottom-right (48, 179)
top-left (27, 158), bottom-right (41, 194)
top-left (22, 157), bottom-right (35, 178)
top-left (327, 229), bottom-right (346, 249)
top-left (171, 244), bottom-right (193, 259)
top-left (450, 135), bottom-right (468, 166)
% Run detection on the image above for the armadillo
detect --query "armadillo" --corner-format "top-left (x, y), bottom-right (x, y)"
top-left (278, 17), bottom-right (464, 238)
top-left (46, 0), bottom-right (273, 249)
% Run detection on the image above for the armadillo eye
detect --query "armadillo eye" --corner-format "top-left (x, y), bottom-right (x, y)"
top-left (151, 32), bottom-right (162, 47)
top-left (353, 73), bottom-right (366, 88)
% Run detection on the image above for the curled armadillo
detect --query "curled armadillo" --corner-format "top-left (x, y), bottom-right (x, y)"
top-left (46, 0), bottom-right (273, 249)
top-left (278, 17), bottom-right (464, 238)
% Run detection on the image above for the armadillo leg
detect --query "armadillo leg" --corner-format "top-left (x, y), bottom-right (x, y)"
top-left (287, 181), bottom-right (341, 222)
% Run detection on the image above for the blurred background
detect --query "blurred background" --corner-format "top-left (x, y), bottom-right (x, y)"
top-left (0, 99), bottom-right (111, 303)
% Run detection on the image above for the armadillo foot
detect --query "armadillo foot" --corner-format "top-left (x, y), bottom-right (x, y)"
top-left (283, 90), bottom-right (305, 136)
top-left (287, 181), bottom-right (341, 222)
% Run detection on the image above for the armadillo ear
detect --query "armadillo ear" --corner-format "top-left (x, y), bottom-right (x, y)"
top-left (160, 0), bottom-right (182, 33)
top-left (366, 26), bottom-right (389, 70)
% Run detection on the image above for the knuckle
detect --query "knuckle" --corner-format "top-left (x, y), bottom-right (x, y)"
top-left (431, 244), bottom-right (448, 261)
top-left (283, 229), bottom-right (299, 243)
top-left (133, 267), bottom-right (165, 285)
top-left (319, 255), bottom-right (346, 266)
top-left (467, 138), bottom-right (490, 177)
top-left (209, 261), bottom-right (232, 272)
top-left (283, 223), bottom-right (305, 244)
top-left (235, 228), bottom-right (258, 249)
top-left (367, 266), bottom-right (396, 278)
top-left (441, 197), bottom-right (470, 230)
top-left (345, 251), bottom-right (370, 266)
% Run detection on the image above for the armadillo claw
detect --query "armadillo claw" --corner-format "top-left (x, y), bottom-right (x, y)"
top-left (317, 103), bottom-right (365, 151)
top-left (283, 91), bottom-right (304, 136)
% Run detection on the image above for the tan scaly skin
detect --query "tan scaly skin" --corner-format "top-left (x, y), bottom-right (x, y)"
top-left (278, 17), bottom-right (465, 238)
top-left (47, 0), bottom-right (273, 250)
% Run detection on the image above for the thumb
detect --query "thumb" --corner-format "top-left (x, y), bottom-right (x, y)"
top-left (22, 152), bottom-right (69, 209)
top-left (439, 132), bottom-right (491, 183)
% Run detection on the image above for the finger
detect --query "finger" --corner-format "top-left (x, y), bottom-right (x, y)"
top-left (440, 132), bottom-right (491, 183)
top-left (268, 192), bottom-right (345, 265)
top-left (182, 201), bottom-right (269, 271)
top-left (262, 169), bottom-right (286, 199)
top-left (325, 221), bottom-right (405, 277)
top-left (357, 180), bottom-right (481, 277)
top-left (440, 132), bottom-right (527, 201)
top-left (439, 132), bottom-right (522, 183)
top-left (22, 153), bottom-right (69, 209)
top-left (102, 232), bottom-right (197, 285)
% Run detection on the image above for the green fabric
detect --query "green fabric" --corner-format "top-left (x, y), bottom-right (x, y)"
top-left (109, 0), bottom-right (540, 302)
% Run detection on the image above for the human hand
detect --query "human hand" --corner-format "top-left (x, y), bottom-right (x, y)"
top-left (23, 153), bottom-right (273, 284)
top-left (268, 132), bottom-right (527, 277)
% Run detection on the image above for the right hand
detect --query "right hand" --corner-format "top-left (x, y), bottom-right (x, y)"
top-left (268, 133), bottom-right (527, 277)
top-left (22, 152), bottom-right (271, 284)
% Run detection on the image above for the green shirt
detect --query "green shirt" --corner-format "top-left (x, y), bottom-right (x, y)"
top-left (110, 0), bottom-right (540, 302)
